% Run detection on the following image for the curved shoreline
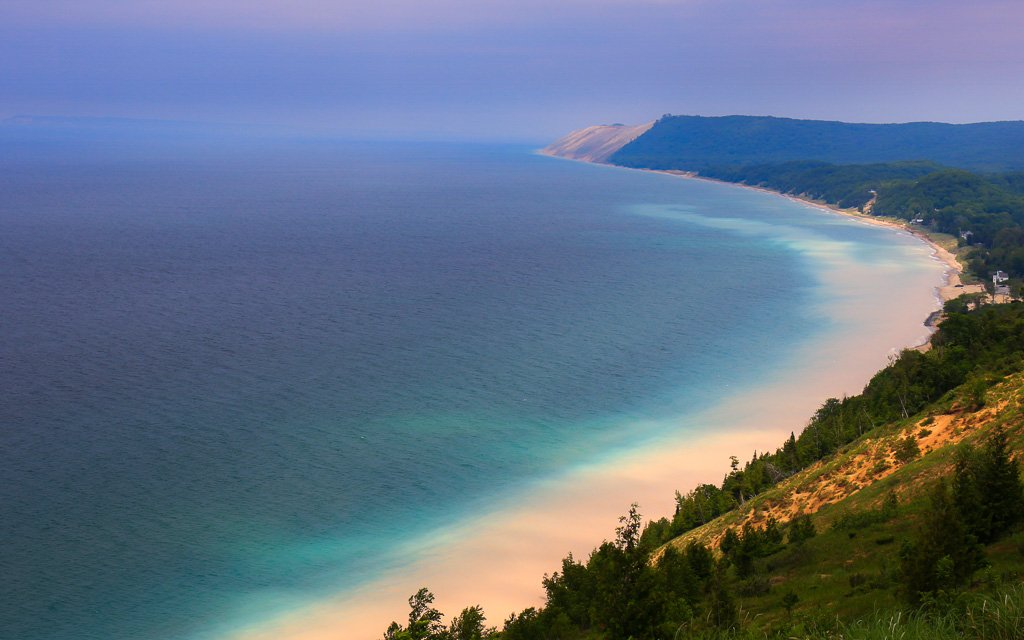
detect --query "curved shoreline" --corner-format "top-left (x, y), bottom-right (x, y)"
top-left (230, 157), bottom-right (950, 640)
top-left (646, 168), bottom-right (973, 308)
top-left (536, 151), bottom-right (968, 311)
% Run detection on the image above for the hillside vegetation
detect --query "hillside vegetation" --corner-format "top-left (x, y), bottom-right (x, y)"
top-left (609, 115), bottom-right (1024, 173)
top-left (379, 301), bottom-right (1024, 640)
top-left (686, 163), bottom-right (1024, 284)
top-left (377, 119), bottom-right (1024, 640)
top-left (699, 160), bottom-right (945, 209)
top-left (544, 116), bottom-right (1024, 282)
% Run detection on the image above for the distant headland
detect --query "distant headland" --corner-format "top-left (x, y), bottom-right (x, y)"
top-left (545, 114), bottom-right (1024, 291)
top-left (543, 114), bottom-right (1024, 173)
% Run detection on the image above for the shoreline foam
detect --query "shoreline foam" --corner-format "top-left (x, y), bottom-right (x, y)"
top-left (229, 160), bottom-right (948, 640)
top-left (647, 169), bottom-right (969, 306)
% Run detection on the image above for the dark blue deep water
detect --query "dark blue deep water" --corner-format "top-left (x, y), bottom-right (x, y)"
top-left (0, 141), bottom-right (920, 639)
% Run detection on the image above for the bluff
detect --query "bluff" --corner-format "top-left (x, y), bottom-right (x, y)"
top-left (540, 121), bottom-right (654, 163)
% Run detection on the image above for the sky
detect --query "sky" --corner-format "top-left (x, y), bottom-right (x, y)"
top-left (2, 0), bottom-right (1024, 141)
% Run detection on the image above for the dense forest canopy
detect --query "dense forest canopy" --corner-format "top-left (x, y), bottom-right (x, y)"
top-left (700, 160), bottom-right (944, 210)
top-left (609, 115), bottom-right (1024, 173)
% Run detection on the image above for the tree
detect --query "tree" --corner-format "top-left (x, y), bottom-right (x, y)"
top-left (720, 527), bottom-right (740, 558)
top-left (615, 503), bottom-right (643, 553)
top-left (895, 434), bottom-right (920, 464)
top-left (448, 606), bottom-right (492, 640)
top-left (899, 480), bottom-right (986, 606)
top-left (383, 622), bottom-right (405, 640)
top-left (781, 590), bottom-right (799, 619)
top-left (782, 432), bottom-right (799, 470)
top-left (975, 426), bottom-right (1024, 541)
top-left (407, 588), bottom-right (446, 639)
top-left (684, 541), bottom-right (715, 584)
top-left (732, 522), bottom-right (762, 578)
top-left (657, 545), bottom-right (701, 612)
top-left (949, 427), bottom-right (1024, 544)
top-left (787, 515), bottom-right (816, 546)
top-left (542, 553), bottom-right (593, 630)
top-left (705, 560), bottom-right (737, 630)
top-left (381, 588), bottom-right (448, 640)
top-left (951, 444), bottom-right (984, 538)
top-left (502, 608), bottom-right (543, 640)
top-left (587, 504), bottom-right (673, 639)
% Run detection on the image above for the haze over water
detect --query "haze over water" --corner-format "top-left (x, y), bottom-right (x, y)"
top-left (0, 141), bottom-right (944, 640)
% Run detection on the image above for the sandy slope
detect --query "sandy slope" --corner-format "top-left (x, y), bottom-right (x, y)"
top-left (540, 122), bottom-right (655, 163)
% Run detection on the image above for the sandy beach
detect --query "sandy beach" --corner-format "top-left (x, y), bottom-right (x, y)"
top-left (771, 189), bottom-right (986, 309)
top-left (227, 170), bottom-right (950, 640)
top-left (651, 169), bottom-right (976, 306)
top-left (781, 195), bottom-right (972, 305)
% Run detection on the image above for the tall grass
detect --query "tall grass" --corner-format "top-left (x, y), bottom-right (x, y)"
top-left (962, 585), bottom-right (1024, 640)
top-left (687, 585), bottom-right (1024, 640)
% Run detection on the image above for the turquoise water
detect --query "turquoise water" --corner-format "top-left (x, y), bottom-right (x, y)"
top-left (0, 141), bottom-right (936, 640)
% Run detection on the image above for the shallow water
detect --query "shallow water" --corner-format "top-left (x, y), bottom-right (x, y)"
top-left (0, 142), bottom-right (943, 640)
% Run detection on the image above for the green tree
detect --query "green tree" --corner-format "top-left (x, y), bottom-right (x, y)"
top-left (683, 541), bottom-right (715, 584)
top-left (975, 426), bottom-right (1024, 541)
top-left (899, 481), bottom-right (986, 606)
top-left (781, 590), bottom-right (799, 619)
top-left (448, 606), bottom-right (492, 640)
top-left (733, 522), bottom-right (759, 577)
top-left (615, 502), bottom-right (642, 553)
top-left (705, 560), bottom-right (737, 630)
top-left (719, 527), bottom-right (740, 559)
top-left (501, 608), bottom-right (543, 640)
top-left (895, 434), bottom-right (921, 464)
top-left (787, 515), bottom-right (816, 546)
top-left (657, 545), bottom-right (701, 612)
top-left (542, 553), bottom-right (593, 630)
top-left (408, 588), bottom-right (446, 639)
top-left (760, 516), bottom-right (784, 554)
top-left (382, 588), bottom-right (448, 640)
top-left (951, 444), bottom-right (984, 538)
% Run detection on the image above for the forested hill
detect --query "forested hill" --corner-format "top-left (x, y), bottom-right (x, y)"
top-left (542, 115), bottom-right (1024, 283)
top-left (608, 115), bottom-right (1024, 173)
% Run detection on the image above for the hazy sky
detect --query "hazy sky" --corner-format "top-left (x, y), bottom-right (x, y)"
top-left (3, 0), bottom-right (1023, 140)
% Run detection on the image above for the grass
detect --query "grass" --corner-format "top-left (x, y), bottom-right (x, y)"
top-left (679, 585), bottom-right (1024, 639)
top-left (658, 369), bottom-right (1024, 638)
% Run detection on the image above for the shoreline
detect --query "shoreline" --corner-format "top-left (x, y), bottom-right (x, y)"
top-left (538, 151), bottom-right (972, 312)
top-left (647, 168), bottom-right (996, 348)
top-left (650, 169), bottom-right (970, 307)
top-left (230, 157), bottom-right (950, 640)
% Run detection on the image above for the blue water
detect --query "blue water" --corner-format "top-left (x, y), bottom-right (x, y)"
top-left (0, 141), bottom-right (927, 640)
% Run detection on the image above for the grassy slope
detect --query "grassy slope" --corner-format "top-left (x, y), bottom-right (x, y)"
top-left (660, 366), bottom-right (1024, 627)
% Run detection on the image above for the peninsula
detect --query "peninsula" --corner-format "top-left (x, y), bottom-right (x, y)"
top-left (369, 116), bottom-right (1024, 640)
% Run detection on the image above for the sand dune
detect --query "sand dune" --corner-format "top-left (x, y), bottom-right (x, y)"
top-left (540, 122), bottom-right (654, 163)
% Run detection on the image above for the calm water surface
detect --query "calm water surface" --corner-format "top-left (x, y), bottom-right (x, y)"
top-left (0, 141), bottom-right (926, 639)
